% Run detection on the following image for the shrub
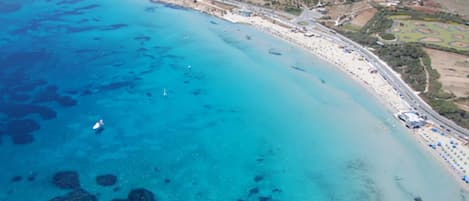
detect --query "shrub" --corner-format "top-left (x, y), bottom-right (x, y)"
top-left (380, 33), bottom-right (396, 40)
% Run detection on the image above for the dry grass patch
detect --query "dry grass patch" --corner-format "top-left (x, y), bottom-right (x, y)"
top-left (425, 48), bottom-right (469, 99)
top-left (350, 8), bottom-right (377, 27)
top-left (326, 1), bottom-right (371, 22)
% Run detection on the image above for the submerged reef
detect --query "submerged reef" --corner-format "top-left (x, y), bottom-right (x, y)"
top-left (6, 119), bottom-right (40, 134)
top-left (33, 85), bottom-right (77, 107)
top-left (112, 188), bottom-right (156, 201)
top-left (96, 174), bottom-right (117, 186)
top-left (253, 175), bottom-right (263, 182)
top-left (0, 104), bottom-right (57, 120)
top-left (248, 187), bottom-right (259, 197)
top-left (10, 176), bottom-right (22, 183)
top-left (0, 2), bottom-right (22, 13)
top-left (128, 188), bottom-right (155, 201)
top-left (49, 188), bottom-right (97, 201)
top-left (52, 171), bottom-right (80, 189)
top-left (5, 119), bottom-right (40, 144)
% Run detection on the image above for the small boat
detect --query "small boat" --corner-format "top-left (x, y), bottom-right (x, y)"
top-left (93, 119), bottom-right (104, 131)
top-left (163, 88), bottom-right (167, 97)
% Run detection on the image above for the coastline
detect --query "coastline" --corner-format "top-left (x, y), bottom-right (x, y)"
top-left (153, 0), bottom-right (469, 190)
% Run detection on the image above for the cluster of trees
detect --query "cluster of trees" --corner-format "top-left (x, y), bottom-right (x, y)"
top-left (361, 10), bottom-right (394, 34)
top-left (380, 33), bottom-right (395, 40)
top-left (425, 98), bottom-right (469, 128)
top-left (386, 7), bottom-right (467, 24)
top-left (375, 43), bottom-right (426, 92)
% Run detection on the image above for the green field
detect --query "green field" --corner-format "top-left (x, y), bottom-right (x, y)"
top-left (388, 18), bottom-right (469, 51)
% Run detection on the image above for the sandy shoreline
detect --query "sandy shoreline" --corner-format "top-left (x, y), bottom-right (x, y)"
top-left (154, 0), bottom-right (469, 189)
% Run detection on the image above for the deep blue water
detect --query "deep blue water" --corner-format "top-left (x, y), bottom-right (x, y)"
top-left (0, 0), bottom-right (467, 201)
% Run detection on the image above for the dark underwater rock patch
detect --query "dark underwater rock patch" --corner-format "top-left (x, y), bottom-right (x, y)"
top-left (99, 81), bottom-right (134, 91)
top-left (0, 104), bottom-right (57, 120)
top-left (128, 188), bottom-right (155, 201)
top-left (9, 93), bottom-right (30, 102)
top-left (11, 133), bottom-right (34, 144)
top-left (253, 175), bottom-right (263, 182)
top-left (96, 174), bottom-right (117, 186)
top-left (134, 36), bottom-right (151, 41)
top-left (192, 89), bottom-right (202, 96)
top-left (74, 48), bottom-right (99, 55)
top-left (52, 171), bottom-right (80, 189)
top-left (113, 188), bottom-right (156, 201)
top-left (76, 4), bottom-right (100, 11)
top-left (56, 0), bottom-right (86, 5)
top-left (0, 2), bottom-right (22, 13)
top-left (27, 172), bottom-right (37, 181)
top-left (66, 25), bottom-right (97, 33)
top-left (80, 89), bottom-right (93, 96)
top-left (57, 96), bottom-right (77, 107)
top-left (258, 196), bottom-right (271, 201)
top-left (144, 7), bottom-right (157, 13)
top-left (49, 188), bottom-right (97, 201)
top-left (12, 79), bottom-right (47, 92)
top-left (33, 85), bottom-right (77, 107)
top-left (248, 187), bottom-right (259, 197)
top-left (6, 119), bottom-right (40, 133)
top-left (10, 176), bottom-right (22, 182)
top-left (33, 85), bottom-right (59, 103)
top-left (2, 51), bottom-right (49, 67)
top-left (272, 188), bottom-right (281, 193)
top-left (100, 24), bottom-right (128, 31)
top-left (137, 48), bottom-right (148, 52)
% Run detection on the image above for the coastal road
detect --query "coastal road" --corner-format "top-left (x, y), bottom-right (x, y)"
top-left (307, 21), bottom-right (469, 138)
top-left (305, 17), bottom-right (469, 137)
top-left (216, 0), bottom-right (469, 137)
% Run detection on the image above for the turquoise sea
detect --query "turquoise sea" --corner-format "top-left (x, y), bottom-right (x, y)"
top-left (0, 0), bottom-right (467, 201)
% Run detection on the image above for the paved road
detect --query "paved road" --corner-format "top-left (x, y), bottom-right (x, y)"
top-left (216, 0), bottom-right (469, 137)
top-left (304, 15), bottom-right (469, 138)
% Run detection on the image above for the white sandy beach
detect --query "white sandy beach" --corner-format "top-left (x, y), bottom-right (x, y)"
top-left (156, 0), bottom-right (469, 188)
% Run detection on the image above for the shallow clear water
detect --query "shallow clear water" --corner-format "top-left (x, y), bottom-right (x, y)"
top-left (0, 0), bottom-right (467, 201)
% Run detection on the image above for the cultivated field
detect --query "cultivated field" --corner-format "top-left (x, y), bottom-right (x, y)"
top-left (425, 48), bottom-right (469, 110)
top-left (389, 19), bottom-right (469, 51)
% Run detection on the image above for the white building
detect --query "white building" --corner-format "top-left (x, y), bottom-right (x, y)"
top-left (237, 8), bottom-right (253, 17)
top-left (304, 32), bottom-right (315, 37)
top-left (398, 111), bottom-right (426, 129)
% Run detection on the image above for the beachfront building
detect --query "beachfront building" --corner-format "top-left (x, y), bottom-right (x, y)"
top-left (398, 111), bottom-right (426, 129)
top-left (237, 8), bottom-right (253, 17)
top-left (304, 32), bottom-right (315, 37)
